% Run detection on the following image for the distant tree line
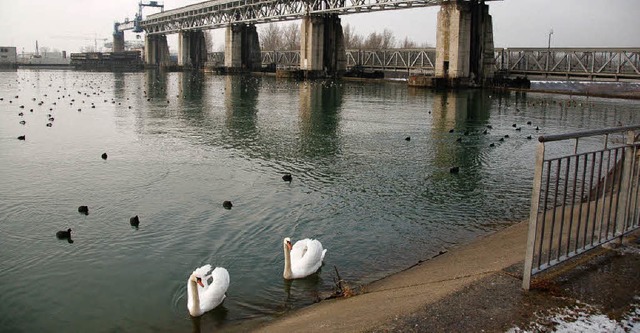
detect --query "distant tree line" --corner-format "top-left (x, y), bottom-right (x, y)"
top-left (258, 23), bottom-right (431, 51)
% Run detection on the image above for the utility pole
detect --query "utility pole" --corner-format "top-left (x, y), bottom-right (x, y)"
top-left (546, 28), bottom-right (553, 74)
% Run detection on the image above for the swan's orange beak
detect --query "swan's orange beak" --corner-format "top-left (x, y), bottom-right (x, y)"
top-left (196, 277), bottom-right (204, 287)
top-left (286, 241), bottom-right (292, 251)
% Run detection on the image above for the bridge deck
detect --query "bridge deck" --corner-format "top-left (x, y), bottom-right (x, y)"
top-left (142, 0), bottom-right (488, 34)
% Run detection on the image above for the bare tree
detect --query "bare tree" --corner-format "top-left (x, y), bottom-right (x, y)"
top-left (282, 23), bottom-right (300, 51)
top-left (380, 29), bottom-right (396, 49)
top-left (399, 36), bottom-right (417, 49)
top-left (343, 24), bottom-right (363, 49)
top-left (259, 23), bottom-right (283, 51)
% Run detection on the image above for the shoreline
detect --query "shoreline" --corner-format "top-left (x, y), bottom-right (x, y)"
top-left (231, 220), bottom-right (639, 332)
top-left (216, 221), bottom-right (531, 332)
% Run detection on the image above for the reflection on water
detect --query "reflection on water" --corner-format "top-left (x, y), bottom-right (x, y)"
top-left (1, 69), bottom-right (640, 332)
top-left (299, 81), bottom-right (343, 158)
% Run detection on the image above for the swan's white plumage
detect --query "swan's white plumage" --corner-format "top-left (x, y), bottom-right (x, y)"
top-left (187, 265), bottom-right (229, 317)
top-left (283, 238), bottom-right (327, 279)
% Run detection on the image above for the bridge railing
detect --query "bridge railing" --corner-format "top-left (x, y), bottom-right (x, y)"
top-left (210, 49), bottom-right (437, 73)
top-left (523, 125), bottom-right (640, 290)
top-left (344, 49), bottom-right (436, 73)
top-left (261, 51), bottom-right (300, 69)
top-left (495, 48), bottom-right (640, 80)
top-left (207, 48), bottom-right (640, 79)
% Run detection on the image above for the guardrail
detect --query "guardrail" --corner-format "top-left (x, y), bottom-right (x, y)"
top-left (523, 125), bottom-right (640, 290)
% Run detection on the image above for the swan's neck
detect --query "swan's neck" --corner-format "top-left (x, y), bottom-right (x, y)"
top-left (187, 277), bottom-right (200, 315)
top-left (283, 244), bottom-right (293, 279)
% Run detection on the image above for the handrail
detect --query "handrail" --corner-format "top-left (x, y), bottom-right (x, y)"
top-left (538, 125), bottom-right (640, 143)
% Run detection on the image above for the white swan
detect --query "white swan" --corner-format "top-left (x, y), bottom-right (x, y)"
top-left (187, 264), bottom-right (230, 317)
top-left (283, 237), bottom-right (327, 279)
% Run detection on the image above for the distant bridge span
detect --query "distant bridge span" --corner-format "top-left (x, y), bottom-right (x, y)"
top-left (212, 47), bottom-right (638, 80)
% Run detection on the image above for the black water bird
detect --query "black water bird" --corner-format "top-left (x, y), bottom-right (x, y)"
top-left (130, 215), bottom-right (140, 228)
top-left (499, 138), bottom-right (505, 142)
top-left (489, 143), bottom-right (495, 147)
top-left (56, 228), bottom-right (73, 243)
top-left (456, 137), bottom-right (462, 142)
top-left (449, 129), bottom-right (454, 133)
top-left (17, 135), bottom-right (25, 140)
top-left (282, 173), bottom-right (292, 182)
top-left (223, 201), bottom-right (233, 209)
top-left (101, 153), bottom-right (108, 160)
top-left (527, 121), bottom-right (532, 125)
top-left (46, 123), bottom-right (53, 127)
top-left (56, 228), bottom-right (71, 239)
top-left (516, 127), bottom-right (521, 131)
top-left (527, 135), bottom-right (532, 140)
top-left (78, 206), bottom-right (89, 215)
top-left (536, 126), bottom-right (540, 131)
top-left (19, 120), bottom-right (26, 125)
top-left (18, 112), bottom-right (23, 116)
top-left (405, 136), bottom-right (411, 141)
top-left (504, 135), bottom-right (510, 138)
top-left (449, 166), bottom-right (460, 174)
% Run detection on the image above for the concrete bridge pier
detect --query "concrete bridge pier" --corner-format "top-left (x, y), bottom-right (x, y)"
top-left (435, 0), bottom-right (495, 87)
top-left (113, 29), bottom-right (125, 52)
top-left (299, 14), bottom-right (346, 79)
top-left (178, 30), bottom-right (207, 70)
top-left (224, 23), bottom-right (261, 72)
top-left (145, 34), bottom-right (171, 68)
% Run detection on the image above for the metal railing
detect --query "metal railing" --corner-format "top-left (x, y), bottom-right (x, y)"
top-left (208, 48), bottom-right (640, 79)
top-left (344, 48), bottom-right (436, 73)
top-left (523, 125), bottom-right (640, 290)
top-left (495, 48), bottom-right (640, 80)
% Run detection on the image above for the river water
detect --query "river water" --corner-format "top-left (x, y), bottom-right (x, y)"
top-left (1, 69), bottom-right (639, 332)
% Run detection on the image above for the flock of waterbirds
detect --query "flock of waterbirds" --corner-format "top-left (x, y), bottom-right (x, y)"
top-left (6, 73), bottom-right (600, 243)
top-left (4, 74), bottom-right (296, 244)
top-left (9, 73), bottom-right (591, 242)
top-left (6, 72), bottom-right (595, 317)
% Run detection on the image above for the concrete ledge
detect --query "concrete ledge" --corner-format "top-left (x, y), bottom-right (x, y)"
top-left (241, 223), bottom-right (640, 332)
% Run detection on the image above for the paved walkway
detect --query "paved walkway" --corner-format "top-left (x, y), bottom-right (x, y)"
top-left (251, 222), bottom-right (530, 332)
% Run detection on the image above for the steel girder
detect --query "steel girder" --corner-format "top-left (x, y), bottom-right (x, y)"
top-left (209, 48), bottom-right (437, 72)
top-left (345, 49), bottom-right (436, 72)
top-left (261, 51), bottom-right (301, 68)
top-left (494, 48), bottom-right (640, 80)
top-left (142, 0), bottom-right (456, 35)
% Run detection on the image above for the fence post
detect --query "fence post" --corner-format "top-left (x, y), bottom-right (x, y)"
top-left (616, 130), bottom-right (636, 236)
top-left (523, 141), bottom-right (545, 290)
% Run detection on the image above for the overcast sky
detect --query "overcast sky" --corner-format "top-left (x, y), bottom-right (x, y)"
top-left (0, 0), bottom-right (638, 54)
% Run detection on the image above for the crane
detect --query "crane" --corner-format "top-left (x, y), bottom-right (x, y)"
top-left (114, 1), bottom-right (164, 34)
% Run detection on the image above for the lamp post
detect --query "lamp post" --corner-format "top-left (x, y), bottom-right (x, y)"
top-left (546, 29), bottom-right (554, 73)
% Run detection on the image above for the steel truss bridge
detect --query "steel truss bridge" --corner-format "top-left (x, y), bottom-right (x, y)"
top-left (496, 48), bottom-right (640, 80)
top-left (140, 0), bottom-right (487, 34)
top-left (207, 48), bottom-right (640, 80)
